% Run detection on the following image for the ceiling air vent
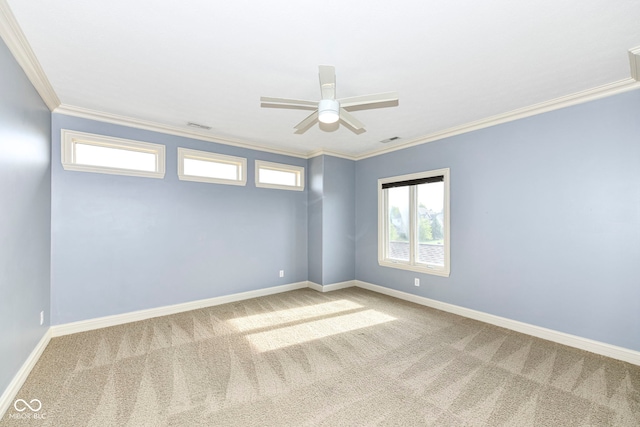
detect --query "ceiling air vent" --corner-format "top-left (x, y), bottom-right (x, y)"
top-left (187, 122), bottom-right (212, 130)
top-left (380, 136), bottom-right (400, 144)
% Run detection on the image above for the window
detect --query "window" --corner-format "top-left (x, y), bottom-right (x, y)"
top-left (255, 160), bottom-right (304, 191)
top-left (178, 148), bottom-right (247, 186)
top-left (61, 130), bottom-right (165, 179)
top-left (378, 168), bottom-right (450, 277)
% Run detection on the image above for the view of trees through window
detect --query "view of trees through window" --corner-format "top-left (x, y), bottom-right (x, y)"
top-left (387, 181), bottom-right (444, 266)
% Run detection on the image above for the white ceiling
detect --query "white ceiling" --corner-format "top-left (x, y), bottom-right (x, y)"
top-left (5, 0), bottom-right (640, 158)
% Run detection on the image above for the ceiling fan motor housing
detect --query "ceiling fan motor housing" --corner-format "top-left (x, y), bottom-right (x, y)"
top-left (318, 99), bottom-right (340, 123)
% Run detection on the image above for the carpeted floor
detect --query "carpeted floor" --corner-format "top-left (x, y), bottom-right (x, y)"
top-left (2, 287), bottom-right (639, 426)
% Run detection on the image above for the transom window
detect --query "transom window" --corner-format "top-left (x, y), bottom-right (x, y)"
top-left (177, 148), bottom-right (247, 186)
top-left (378, 168), bottom-right (450, 277)
top-left (61, 130), bottom-right (165, 179)
top-left (255, 160), bottom-right (304, 191)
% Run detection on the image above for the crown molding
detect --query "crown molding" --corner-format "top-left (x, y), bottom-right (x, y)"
top-left (0, 0), bottom-right (60, 111)
top-left (54, 104), bottom-right (310, 159)
top-left (55, 103), bottom-right (360, 161)
top-left (53, 77), bottom-right (640, 163)
top-left (355, 78), bottom-right (640, 160)
top-left (1, 0), bottom-right (636, 160)
top-left (630, 46), bottom-right (640, 81)
top-left (306, 149), bottom-right (358, 161)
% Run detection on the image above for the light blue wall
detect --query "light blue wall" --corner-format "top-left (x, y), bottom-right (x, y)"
top-left (0, 38), bottom-right (51, 395)
top-left (321, 155), bottom-right (355, 285)
top-left (307, 155), bottom-right (323, 284)
top-left (51, 114), bottom-right (308, 324)
top-left (307, 155), bottom-right (356, 286)
top-left (355, 89), bottom-right (640, 351)
top-left (4, 34), bottom-right (637, 378)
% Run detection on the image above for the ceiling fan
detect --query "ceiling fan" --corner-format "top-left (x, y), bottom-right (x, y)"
top-left (260, 65), bottom-right (399, 135)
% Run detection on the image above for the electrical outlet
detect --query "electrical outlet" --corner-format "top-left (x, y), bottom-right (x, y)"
top-left (414, 278), bottom-right (420, 287)
top-left (40, 311), bottom-right (44, 325)
top-left (279, 270), bottom-right (284, 278)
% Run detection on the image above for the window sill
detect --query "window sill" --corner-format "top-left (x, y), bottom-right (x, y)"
top-left (378, 259), bottom-right (450, 277)
top-left (178, 174), bottom-right (246, 186)
top-left (61, 163), bottom-right (165, 179)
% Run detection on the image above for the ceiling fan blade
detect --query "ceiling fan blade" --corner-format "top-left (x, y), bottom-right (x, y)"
top-left (338, 91), bottom-right (399, 109)
top-left (339, 108), bottom-right (365, 130)
top-left (319, 65), bottom-right (336, 100)
top-left (294, 110), bottom-right (319, 134)
top-left (260, 97), bottom-right (317, 110)
top-left (341, 122), bottom-right (367, 135)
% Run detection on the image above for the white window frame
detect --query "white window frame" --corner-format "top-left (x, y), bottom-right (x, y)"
top-left (61, 130), bottom-right (165, 179)
top-left (255, 160), bottom-right (305, 191)
top-left (177, 147), bottom-right (247, 186)
top-left (378, 168), bottom-right (450, 277)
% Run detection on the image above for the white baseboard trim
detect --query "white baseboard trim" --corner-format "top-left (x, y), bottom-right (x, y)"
top-left (12, 276), bottom-right (638, 415)
top-left (51, 281), bottom-right (308, 337)
top-left (307, 281), bottom-right (323, 292)
top-left (0, 329), bottom-right (51, 418)
top-left (355, 280), bottom-right (640, 366)
top-left (322, 280), bottom-right (357, 292)
top-left (307, 280), bottom-right (356, 293)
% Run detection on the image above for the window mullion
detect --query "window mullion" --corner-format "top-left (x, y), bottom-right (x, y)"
top-left (409, 185), bottom-right (417, 265)
top-left (383, 189), bottom-right (389, 260)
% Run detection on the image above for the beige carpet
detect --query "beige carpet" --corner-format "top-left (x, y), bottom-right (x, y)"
top-left (2, 288), bottom-right (639, 426)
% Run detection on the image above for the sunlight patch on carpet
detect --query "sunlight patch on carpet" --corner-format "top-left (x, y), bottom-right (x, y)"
top-left (227, 299), bottom-right (363, 332)
top-left (246, 309), bottom-right (396, 352)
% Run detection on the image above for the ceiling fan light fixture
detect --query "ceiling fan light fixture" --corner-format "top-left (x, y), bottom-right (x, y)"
top-left (318, 99), bottom-right (340, 124)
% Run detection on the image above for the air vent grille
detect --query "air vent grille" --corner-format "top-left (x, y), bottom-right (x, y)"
top-left (380, 136), bottom-right (400, 144)
top-left (187, 122), bottom-right (212, 130)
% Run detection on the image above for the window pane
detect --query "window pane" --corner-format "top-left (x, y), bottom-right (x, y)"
top-left (259, 168), bottom-right (298, 186)
top-left (184, 158), bottom-right (239, 180)
top-left (387, 186), bottom-right (410, 261)
top-left (75, 143), bottom-right (156, 172)
top-left (417, 181), bottom-right (445, 266)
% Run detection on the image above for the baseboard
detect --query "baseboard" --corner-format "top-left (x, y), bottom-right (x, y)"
top-left (307, 280), bottom-right (356, 293)
top-left (355, 280), bottom-right (640, 366)
top-left (307, 281), bottom-right (323, 292)
top-left (19, 276), bottom-right (640, 404)
top-left (0, 329), bottom-right (51, 418)
top-left (51, 281), bottom-right (309, 337)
